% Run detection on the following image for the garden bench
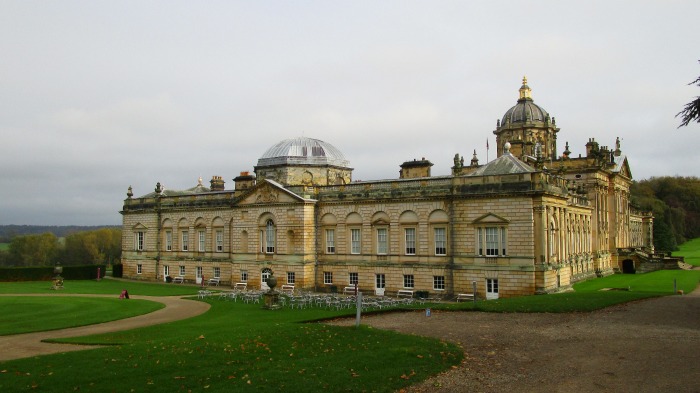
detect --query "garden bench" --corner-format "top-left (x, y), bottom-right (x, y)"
top-left (280, 284), bottom-right (295, 294)
top-left (207, 278), bottom-right (220, 286)
top-left (234, 282), bottom-right (247, 291)
top-left (397, 289), bottom-right (414, 298)
top-left (172, 276), bottom-right (185, 284)
top-left (343, 286), bottom-right (359, 295)
top-left (456, 293), bottom-right (475, 302)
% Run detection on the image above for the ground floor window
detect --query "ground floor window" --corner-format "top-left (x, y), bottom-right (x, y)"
top-left (403, 274), bottom-right (414, 289)
top-left (287, 271), bottom-right (295, 284)
top-left (213, 267), bottom-right (221, 278)
top-left (349, 272), bottom-right (358, 286)
top-left (241, 270), bottom-right (248, 282)
top-left (433, 275), bottom-right (445, 290)
top-left (179, 265), bottom-right (185, 276)
top-left (375, 273), bottom-right (385, 289)
top-left (324, 271), bottom-right (333, 285)
top-left (137, 264), bottom-right (142, 274)
top-left (163, 265), bottom-right (169, 278)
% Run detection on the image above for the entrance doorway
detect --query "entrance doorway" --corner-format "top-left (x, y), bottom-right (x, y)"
top-left (486, 278), bottom-right (499, 300)
top-left (261, 268), bottom-right (272, 290)
top-left (622, 259), bottom-right (636, 274)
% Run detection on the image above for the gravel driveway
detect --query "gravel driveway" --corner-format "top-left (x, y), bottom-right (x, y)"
top-left (331, 289), bottom-right (700, 393)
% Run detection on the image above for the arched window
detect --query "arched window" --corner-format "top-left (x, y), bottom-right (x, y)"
top-left (265, 219), bottom-right (276, 253)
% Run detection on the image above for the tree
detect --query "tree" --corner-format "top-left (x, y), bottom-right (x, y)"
top-left (677, 60), bottom-right (700, 128)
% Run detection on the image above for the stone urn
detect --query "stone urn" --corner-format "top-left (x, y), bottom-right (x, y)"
top-left (262, 275), bottom-right (281, 310)
top-left (266, 275), bottom-right (278, 292)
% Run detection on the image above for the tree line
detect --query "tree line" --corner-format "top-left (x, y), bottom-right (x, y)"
top-left (0, 228), bottom-right (121, 267)
top-left (631, 176), bottom-right (700, 252)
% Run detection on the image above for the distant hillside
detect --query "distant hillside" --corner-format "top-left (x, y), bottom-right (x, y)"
top-left (0, 225), bottom-right (120, 243)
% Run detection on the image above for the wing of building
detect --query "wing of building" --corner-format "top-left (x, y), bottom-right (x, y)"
top-left (120, 78), bottom-right (654, 298)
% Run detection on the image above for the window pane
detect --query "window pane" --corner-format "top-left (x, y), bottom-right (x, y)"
top-left (199, 231), bottom-right (205, 252)
top-left (349, 272), bottom-right (358, 285)
top-left (181, 232), bottom-right (188, 251)
top-left (403, 274), bottom-right (414, 288)
top-left (351, 228), bottom-right (361, 254)
top-left (166, 231), bottom-right (172, 251)
top-left (375, 274), bottom-right (385, 289)
top-left (434, 228), bottom-right (446, 255)
top-left (216, 230), bottom-right (223, 252)
top-left (266, 220), bottom-right (275, 253)
top-left (433, 275), bottom-right (445, 290)
top-left (326, 229), bottom-right (335, 254)
top-left (486, 227), bottom-right (499, 256)
top-left (405, 228), bottom-right (416, 255)
top-left (376, 228), bottom-right (387, 254)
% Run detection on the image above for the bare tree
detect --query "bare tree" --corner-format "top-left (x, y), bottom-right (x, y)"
top-left (677, 60), bottom-right (700, 128)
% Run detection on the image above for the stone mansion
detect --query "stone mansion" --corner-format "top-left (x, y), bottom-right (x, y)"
top-left (120, 78), bottom-right (654, 298)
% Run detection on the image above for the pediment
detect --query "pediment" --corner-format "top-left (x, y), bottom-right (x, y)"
top-left (471, 213), bottom-right (509, 225)
top-left (132, 223), bottom-right (148, 230)
top-left (236, 180), bottom-right (306, 206)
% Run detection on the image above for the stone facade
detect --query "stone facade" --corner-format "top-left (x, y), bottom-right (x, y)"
top-left (120, 79), bottom-right (654, 299)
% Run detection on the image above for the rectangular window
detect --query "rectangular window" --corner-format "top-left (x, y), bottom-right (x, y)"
top-left (434, 228), bottom-right (446, 255)
top-left (165, 231), bottom-right (172, 251)
top-left (349, 272), bottom-right (358, 286)
top-left (196, 266), bottom-right (203, 280)
top-left (351, 228), bottom-right (361, 254)
top-left (477, 227), bottom-right (506, 256)
top-left (241, 270), bottom-right (248, 282)
top-left (405, 228), bottom-right (416, 255)
top-left (266, 222), bottom-right (275, 253)
top-left (324, 271), bottom-right (333, 285)
top-left (198, 230), bottom-right (206, 252)
top-left (134, 231), bottom-right (144, 251)
top-left (325, 229), bottom-right (335, 254)
top-left (163, 265), bottom-right (169, 278)
top-left (137, 264), bottom-right (142, 274)
top-left (403, 274), bottom-right (414, 289)
top-left (216, 230), bottom-right (224, 252)
top-left (375, 273), bottom-right (386, 289)
top-left (179, 265), bottom-right (185, 276)
top-left (433, 275), bottom-right (445, 290)
top-left (486, 227), bottom-right (499, 256)
top-left (376, 228), bottom-right (387, 255)
top-left (287, 271), bottom-right (295, 284)
top-left (181, 231), bottom-right (189, 251)
top-left (213, 267), bottom-right (221, 278)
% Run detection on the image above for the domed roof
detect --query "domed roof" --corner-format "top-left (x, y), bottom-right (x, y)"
top-left (501, 77), bottom-right (550, 125)
top-left (256, 137), bottom-right (350, 168)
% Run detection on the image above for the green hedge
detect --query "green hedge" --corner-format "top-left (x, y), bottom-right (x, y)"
top-left (0, 264), bottom-right (106, 281)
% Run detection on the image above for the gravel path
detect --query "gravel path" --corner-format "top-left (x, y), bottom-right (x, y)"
top-left (0, 294), bottom-right (210, 362)
top-left (331, 289), bottom-right (700, 393)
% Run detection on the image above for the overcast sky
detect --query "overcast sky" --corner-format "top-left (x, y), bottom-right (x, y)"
top-left (1, 1), bottom-right (699, 226)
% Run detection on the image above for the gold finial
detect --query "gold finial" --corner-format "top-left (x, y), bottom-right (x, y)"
top-left (519, 75), bottom-right (532, 100)
top-left (198, 176), bottom-right (203, 185)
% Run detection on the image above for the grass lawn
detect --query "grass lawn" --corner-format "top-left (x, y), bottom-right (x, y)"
top-left (0, 268), bottom-right (697, 392)
top-left (0, 243), bottom-right (9, 251)
top-left (0, 298), bottom-right (462, 392)
top-left (0, 296), bottom-right (163, 335)
top-left (438, 269), bottom-right (700, 313)
top-left (675, 238), bottom-right (700, 267)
